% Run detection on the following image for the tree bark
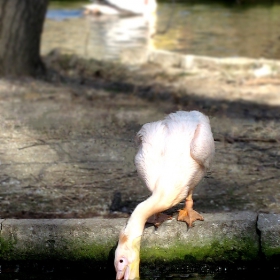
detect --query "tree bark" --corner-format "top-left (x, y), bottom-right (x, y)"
top-left (0, 0), bottom-right (49, 77)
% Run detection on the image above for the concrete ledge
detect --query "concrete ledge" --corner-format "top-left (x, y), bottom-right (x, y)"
top-left (0, 212), bottom-right (280, 266)
top-left (0, 218), bottom-right (122, 261)
top-left (257, 213), bottom-right (280, 261)
top-left (141, 211), bottom-right (259, 264)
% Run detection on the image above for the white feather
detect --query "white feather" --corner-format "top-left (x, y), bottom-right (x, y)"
top-left (135, 110), bottom-right (214, 201)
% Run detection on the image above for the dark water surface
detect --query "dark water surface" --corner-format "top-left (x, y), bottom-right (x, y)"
top-left (43, 1), bottom-right (280, 61)
top-left (1, 261), bottom-right (280, 279)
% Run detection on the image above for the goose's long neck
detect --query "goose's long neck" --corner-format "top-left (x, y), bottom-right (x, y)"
top-left (123, 195), bottom-right (162, 240)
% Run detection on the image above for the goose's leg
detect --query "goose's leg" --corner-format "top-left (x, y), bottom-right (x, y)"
top-left (177, 191), bottom-right (204, 227)
top-left (146, 212), bottom-right (172, 228)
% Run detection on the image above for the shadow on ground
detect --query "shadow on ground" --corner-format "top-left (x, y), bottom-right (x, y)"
top-left (0, 52), bottom-right (279, 218)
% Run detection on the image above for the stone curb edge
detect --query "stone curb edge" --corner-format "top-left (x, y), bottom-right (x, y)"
top-left (146, 49), bottom-right (280, 75)
top-left (0, 211), bottom-right (279, 265)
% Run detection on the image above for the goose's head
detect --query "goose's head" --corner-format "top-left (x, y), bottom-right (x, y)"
top-left (114, 233), bottom-right (141, 280)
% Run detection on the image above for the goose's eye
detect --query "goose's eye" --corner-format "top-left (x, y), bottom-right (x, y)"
top-left (117, 257), bottom-right (128, 270)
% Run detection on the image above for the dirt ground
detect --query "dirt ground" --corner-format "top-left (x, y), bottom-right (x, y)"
top-left (0, 52), bottom-right (280, 219)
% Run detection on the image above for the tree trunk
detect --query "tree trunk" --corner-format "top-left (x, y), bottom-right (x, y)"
top-left (0, 0), bottom-right (49, 77)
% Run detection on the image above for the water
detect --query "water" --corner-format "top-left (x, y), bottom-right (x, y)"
top-left (153, 1), bottom-right (280, 59)
top-left (1, 261), bottom-right (280, 279)
top-left (42, 1), bottom-right (280, 62)
top-left (46, 9), bottom-right (83, 20)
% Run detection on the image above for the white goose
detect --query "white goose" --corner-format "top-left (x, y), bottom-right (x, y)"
top-left (83, 0), bottom-right (157, 17)
top-left (114, 110), bottom-right (215, 280)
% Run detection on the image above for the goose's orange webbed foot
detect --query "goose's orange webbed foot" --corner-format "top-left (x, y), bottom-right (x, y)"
top-left (178, 208), bottom-right (204, 227)
top-left (146, 213), bottom-right (172, 228)
top-left (177, 194), bottom-right (204, 227)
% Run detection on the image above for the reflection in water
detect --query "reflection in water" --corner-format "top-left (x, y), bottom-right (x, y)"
top-left (44, 4), bottom-right (156, 62)
top-left (86, 13), bottom-right (156, 61)
top-left (43, 2), bottom-right (280, 61)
